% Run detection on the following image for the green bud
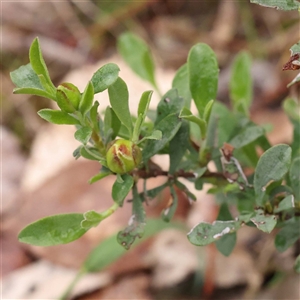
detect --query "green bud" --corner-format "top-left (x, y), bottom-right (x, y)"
top-left (106, 139), bottom-right (142, 174)
top-left (56, 83), bottom-right (81, 113)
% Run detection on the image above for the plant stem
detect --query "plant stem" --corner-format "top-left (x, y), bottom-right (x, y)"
top-left (59, 268), bottom-right (85, 300)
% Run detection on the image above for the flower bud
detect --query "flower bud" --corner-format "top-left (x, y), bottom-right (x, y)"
top-left (56, 83), bottom-right (81, 113)
top-left (106, 139), bottom-right (142, 174)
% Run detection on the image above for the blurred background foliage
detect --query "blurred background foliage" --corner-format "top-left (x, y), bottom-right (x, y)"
top-left (2, 0), bottom-right (299, 152)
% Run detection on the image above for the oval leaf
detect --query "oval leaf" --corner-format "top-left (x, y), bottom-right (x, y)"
top-left (187, 220), bottom-right (238, 246)
top-left (29, 37), bottom-right (56, 93)
top-left (118, 32), bottom-right (156, 88)
top-left (79, 81), bottom-right (94, 116)
top-left (91, 63), bottom-right (120, 94)
top-left (172, 63), bottom-right (192, 108)
top-left (229, 51), bottom-right (252, 115)
top-left (250, 0), bottom-right (299, 10)
top-left (254, 144), bottom-right (292, 205)
top-left (18, 213), bottom-right (88, 246)
top-left (108, 77), bottom-right (133, 135)
top-left (188, 43), bottom-right (219, 117)
top-left (74, 127), bottom-right (93, 145)
top-left (38, 109), bottom-right (80, 125)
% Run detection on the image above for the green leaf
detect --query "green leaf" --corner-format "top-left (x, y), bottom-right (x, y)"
top-left (143, 183), bottom-right (168, 200)
top-left (229, 125), bottom-right (265, 149)
top-left (290, 41), bottom-right (300, 54)
top-left (254, 144), bottom-right (292, 205)
top-left (18, 213), bottom-right (88, 246)
top-left (10, 64), bottom-right (56, 101)
top-left (79, 81), bottom-right (94, 116)
top-left (108, 77), bottom-right (133, 136)
top-left (117, 185), bottom-right (146, 249)
top-left (188, 43), bottom-right (219, 117)
top-left (81, 210), bottom-right (103, 229)
top-left (250, 0), bottom-right (300, 10)
top-left (275, 218), bottom-right (300, 252)
top-left (187, 220), bottom-right (239, 246)
top-left (215, 203), bottom-right (236, 256)
top-left (37, 109), bottom-right (80, 125)
top-left (174, 180), bottom-right (197, 201)
top-left (169, 121), bottom-right (189, 174)
top-left (29, 37), bottom-right (56, 93)
top-left (138, 90), bottom-right (153, 117)
top-left (104, 106), bottom-right (121, 141)
top-left (203, 99), bottom-right (214, 123)
top-left (137, 130), bottom-right (162, 144)
top-left (90, 101), bottom-right (100, 134)
top-left (155, 88), bottom-right (183, 125)
top-left (179, 107), bottom-right (206, 139)
top-left (230, 51), bottom-right (252, 115)
top-left (91, 63), bottom-right (120, 94)
top-left (143, 113), bottom-right (182, 162)
top-left (206, 101), bottom-right (238, 149)
top-left (89, 169), bottom-right (111, 184)
top-left (118, 32), bottom-right (157, 88)
top-left (74, 127), bottom-right (93, 145)
top-left (112, 174), bottom-right (134, 206)
top-left (172, 63), bottom-right (192, 108)
top-left (80, 146), bottom-right (103, 161)
top-left (290, 157), bottom-right (300, 200)
top-left (216, 233), bottom-right (237, 257)
top-left (294, 255), bottom-right (300, 273)
top-left (274, 195), bottom-right (295, 213)
top-left (250, 209), bottom-right (277, 233)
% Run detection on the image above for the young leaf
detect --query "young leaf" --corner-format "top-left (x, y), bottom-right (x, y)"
top-left (79, 81), bottom-right (94, 116)
top-left (169, 121), bottom-right (189, 174)
top-left (38, 109), bottom-right (80, 125)
top-left (29, 37), bottom-right (56, 93)
top-left (118, 32), bottom-right (157, 88)
top-left (90, 101), bottom-right (100, 134)
top-left (74, 127), bottom-right (93, 145)
top-left (188, 43), bottom-right (219, 117)
top-left (250, 209), bottom-right (277, 233)
top-left (172, 63), bottom-right (192, 108)
top-left (187, 220), bottom-right (239, 246)
top-left (254, 144), bottom-right (292, 205)
top-left (108, 77), bottom-right (133, 136)
top-left (91, 63), bottom-right (120, 94)
top-left (203, 99), bottom-right (214, 123)
top-left (290, 157), bottom-right (300, 200)
top-left (10, 64), bottom-right (56, 101)
top-left (229, 51), bottom-right (252, 115)
top-left (229, 125), bottom-right (265, 149)
top-left (18, 213), bottom-right (88, 246)
top-left (80, 146), bottom-right (103, 161)
top-left (117, 185), bottom-right (146, 249)
top-left (250, 0), bottom-right (300, 10)
top-left (112, 174), bottom-right (134, 207)
top-left (81, 210), bottom-right (103, 229)
top-left (89, 169), bottom-right (111, 184)
top-left (143, 113), bottom-right (182, 162)
top-left (104, 106), bottom-right (121, 140)
top-left (275, 218), bottom-right (300, 252)
top-left (138, 90), bottom-right (153, 117)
